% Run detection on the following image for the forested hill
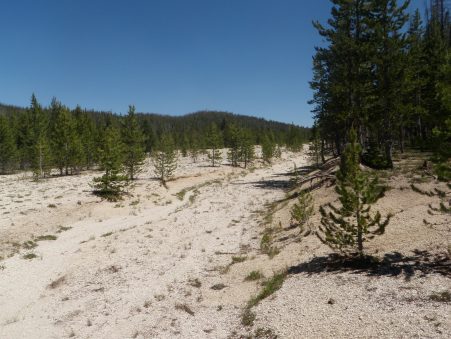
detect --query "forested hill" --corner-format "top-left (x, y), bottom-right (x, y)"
top-left (0, 99), bottom-right (309, 174)
top-left (135, 110), bottom-right (310, 149)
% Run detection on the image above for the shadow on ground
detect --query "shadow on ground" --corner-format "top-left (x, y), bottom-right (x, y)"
top-left (233, 164), bottom-right (320, 191)
top-left (288, 250), bottom-right (451, 281)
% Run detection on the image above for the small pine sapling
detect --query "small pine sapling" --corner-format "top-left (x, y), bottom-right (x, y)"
top-left (152, 133), bottom-right (178, 186)
top-left (317, 129), bottom-right (391, 257)
top-left (290, 190), bottom-right (314, 235)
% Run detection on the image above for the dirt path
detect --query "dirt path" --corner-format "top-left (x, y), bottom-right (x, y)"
top-left (0, 151), bottom-right (307, 338)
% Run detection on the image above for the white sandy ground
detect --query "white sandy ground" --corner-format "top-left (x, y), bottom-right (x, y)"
top-left (0, 147), bottom-right (449, 339)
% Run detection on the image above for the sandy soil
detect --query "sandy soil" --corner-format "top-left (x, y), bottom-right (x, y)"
top-left (0, 149), bottom-right (306, 338)
top-left (0, 148), bottom-right (449, 339)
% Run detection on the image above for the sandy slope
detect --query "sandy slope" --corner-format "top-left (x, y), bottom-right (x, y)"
top-left (1, 149), bottom-right (449, 339)
top-left (0, 149), bottom-right (307, 339)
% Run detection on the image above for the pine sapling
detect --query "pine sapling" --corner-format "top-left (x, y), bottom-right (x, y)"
top-left (317, 129), bottom-right (391, 257)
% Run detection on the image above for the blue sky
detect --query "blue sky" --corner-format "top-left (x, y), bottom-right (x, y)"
top-left (1, 0), bottom-right (424, 126)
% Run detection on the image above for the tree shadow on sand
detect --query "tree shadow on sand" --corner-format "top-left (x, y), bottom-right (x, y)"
top-left (234, 164), bottom-right (322, 191)
top-left (288, 250), bottom-right (450, 281)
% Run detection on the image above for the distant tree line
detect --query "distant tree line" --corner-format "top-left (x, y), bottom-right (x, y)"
top-left (0, 97), bottom-right (310, 178)
top-left (310, 0), bottom-right (451, 171)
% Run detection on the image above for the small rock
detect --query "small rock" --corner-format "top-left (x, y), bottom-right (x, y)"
top-left (327, 298), bottom-right (335, 305)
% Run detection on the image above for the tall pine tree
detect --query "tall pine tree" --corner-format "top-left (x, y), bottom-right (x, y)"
top-left (122, 105), bottom-right (146, 180)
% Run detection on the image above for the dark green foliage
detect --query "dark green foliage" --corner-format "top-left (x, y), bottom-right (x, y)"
top-left (247, 271), bottom-right (287, 308)
top-left (307, 123), bottom-right (321, 167)
top-left (50, 98), bottom-right (82, 175)
top-left (152, 133), bottom-right (177, 185)
top-left (122, 105), bottom-right (146, 180)
top-left (239, 129), bottom-right (255, 168)
top-left (0, 97), bottom-right (308, 177)
top-left (290, 191), bottom-right (314, 234)
top-left (318, 129), bottom-right (391, 257)
top-left (73, 105), bottom-right (97, 170)
top-left (311, 0), bottom-right (450, 164)
top-left (28, 94), bottom-right (52, 179)
top-left (92, 126), bottom-right (127, 201)
top-left (226, 123), bottom-right (241, 167)
top-left (244, 270), bottom-right (264, 281)
top-left (361, 142), bottom-right (392, 170)
top-left (0, 115), bottom-right (17, 173)
top-left (206, 123), bottom-right (222, 166)
top-left (261, 133), bottom-right (276, 164)
top-left (429, 290), bottom-right (451, 302)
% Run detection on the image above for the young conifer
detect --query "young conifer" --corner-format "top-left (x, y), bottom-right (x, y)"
top-left (122, 105), bottom-right (146, 180)
top-left (318, 129), bottom-right (391, 257)
top-left (152, 133), bottom-right (178, 185)
top-left (239, 129), bottom-right (255, 168)
top-left (0, 116), bottom-right (17, 173)
top-left (261, 134), bottom-right (275, 164)
top-left (206, 123), bottom-right (222, 167)
top-left (92, 126), bottom-right (127, 200)
top-left (28, 94), bottom-right (52, 179)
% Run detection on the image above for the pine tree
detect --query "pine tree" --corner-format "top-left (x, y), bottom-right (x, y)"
top-left (180, 132), bottom-right (190, 157)
top-left (122, 105), bottom-right (146, 180)
top-left (73, 105), bottom-right (96, 169)
top-left (318, 129), bottom-right (391, 257)
top-left (189, 133), bottom-right (201, 163)
top-left (370, 0), bottom-right (410, 167)
top-left (152, 133), bottom-right (177, 185)
top-left (308, 123), bottom-right (322, 168)
top-left (290, 190), bottom-right (314, 235)
top-left (227, 123), bottom-right (241, 167)
top-left (261, 133), bottom-right (276, 164)
top-left (403, 10), bottom-right (427, 147)
top-left (50, 98), bottom-right (79, 175)
top-left (312, 0), bottom-right (374, 154)
top-left (92, 126), bottom-right (127, 200)
top-left (0, 116), bottom-right (17, 173)
top-left (206, 123), bottom-right (222, 167)
top-left (239, 129), bottom-right (255, 168)
top-left (28, 94), bottom-right (52, 179)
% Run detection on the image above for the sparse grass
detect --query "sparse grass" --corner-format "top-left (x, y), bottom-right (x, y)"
top-left (244, 270), bottom-right (265, 281)
top-left (260, 232), bottom-right (272, 251)
top-left (154, 294), bottom-right (165, 301)
top-left (266, 246), bottom-right (280, 259)
top-left (231, 255), bottom-right (247, 264)
top-left (254, 328), bottom-right (277, 338)
top-left (36, 235), bottom-right (57, 241)
top-left (23, 253), bottom-right (37, 260)
top-left (47, 203), bottom-right (57, 208)
top-left (175, 303), bottom-right (195, 316)
top-left (176, 189), bottom-right (187, 200)
top-left (23, 240), bottom-right (37, 249)
top-left (188, 278), bottom-right (202, 288)
top-left (56, 225), bottom-right (72, 233)
top-left (260, 228), bottom-right (280, 258)
top-left (430, 290), bottom-right (451, 302)
top-left (129, 199), bottom-right (140, 206)
top-left (247, 271), bottom-right (287, 308)
top-left (211, 283), bottom-right (227, 290)
top-left (48, 275), bottom-right (66, 289)
top-left (241, 308), bottom-right (256, 327)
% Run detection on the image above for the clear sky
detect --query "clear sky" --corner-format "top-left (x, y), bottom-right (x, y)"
top-left (1, 0), bottom-right (424, 126)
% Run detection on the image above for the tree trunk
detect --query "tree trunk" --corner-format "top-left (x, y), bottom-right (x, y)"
top-left (357, 209), bottom-right (363, 257)
top-left (399, 126), bottom-right (405, 154)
